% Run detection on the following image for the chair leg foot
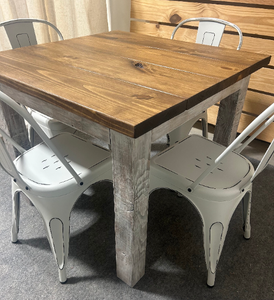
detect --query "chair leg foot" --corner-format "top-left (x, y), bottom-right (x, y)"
top-left (11, 190), bottom-right (20, 243)
top-left (11, 235), bottom-right (18, 243)
top-left (243, 225), bottom-right (251, 239)
top-left (207, 270), bottom-right (215, 287)
top-left (59, 268), bottom-right (67, 283)
top-left (46, 217), bottom-right (70, 283)
top-left (242, 192), bottom-right (252, 240)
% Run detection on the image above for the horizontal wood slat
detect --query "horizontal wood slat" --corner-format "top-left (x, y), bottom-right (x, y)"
top-left (131, 21), bottom-right (274, 67)
top-left (204, 0), bottom-right (274, 5)
top-left (208, 91), bottom-right (274, 117)
top-left (244, 91), bottom-right (274, 115)
top-left (249, 68), bottom-right (274, 95)
top-left (131, 0), bottom-right (274, 37)
top-left (131, 0), bottom-right (274, 143)
top-left (205, 92), bottom-right (274, 119)
top-left (208, 105), bottom-right (274, 143)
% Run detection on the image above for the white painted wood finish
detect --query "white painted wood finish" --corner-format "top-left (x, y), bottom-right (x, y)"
top-left (111, 130), bottom-right (151, 286)
top-left (0, 83), bottom-right (110, 144)
top-left (214, 76), bottom-right (250, 146)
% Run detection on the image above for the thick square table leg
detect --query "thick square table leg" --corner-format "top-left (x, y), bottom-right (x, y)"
top-left (214, 76), bottom-right (250, 146)
top-left (0, 101), bottom-right (31, 158)
top-left (110, 130), bottom-right (151, 287)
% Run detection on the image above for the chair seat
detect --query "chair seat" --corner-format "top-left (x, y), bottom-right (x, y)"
top-left (14, 133), bottom-right (111, 195)
top-left (149, 103), bottom-right (274, 287)
top-left (152, 135), bottom-right (253, 192)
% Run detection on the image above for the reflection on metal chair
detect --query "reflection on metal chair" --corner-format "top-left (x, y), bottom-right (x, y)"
top-left (0, 91), bottom-right (112, 283)
top-left (0, 18), bottom-right (75, 143)
top-left (168, 18), bottom-right (243, 145)
top-left (150, 103), bottom-right (274, 286)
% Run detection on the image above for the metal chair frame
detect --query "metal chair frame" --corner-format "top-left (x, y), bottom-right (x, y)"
top-left (150, 103), bottom-right (274, 286)
top-left (0, 91), bottom-right (112, 283)
top-left (168, 17), bottom-right (243, 145)
top-left (0, 18), bottom-right (74, 143)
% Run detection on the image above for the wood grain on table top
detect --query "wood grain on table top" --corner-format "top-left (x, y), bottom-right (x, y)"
top-left (0, 31), bottom-right (270, 138)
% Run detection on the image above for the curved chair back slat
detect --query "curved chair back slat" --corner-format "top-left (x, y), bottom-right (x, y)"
top-left (0, 91), bottom-right (83, 186)
top-left (0, 18), bottom-right (63, 49)
top-left (171, 17), bottom-right (243, 50)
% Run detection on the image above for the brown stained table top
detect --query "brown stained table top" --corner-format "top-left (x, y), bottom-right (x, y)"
top-left (0, 31), bottom-right (270, 138)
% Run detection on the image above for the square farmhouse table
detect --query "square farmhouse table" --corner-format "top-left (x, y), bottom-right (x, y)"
top-left (0, 31), bottom-right (270, 287)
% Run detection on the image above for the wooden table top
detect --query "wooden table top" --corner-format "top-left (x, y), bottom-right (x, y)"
top-left (0, 31), bottom-right (270, 138)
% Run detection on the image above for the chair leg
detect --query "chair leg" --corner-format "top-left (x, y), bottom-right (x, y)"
top-left (167, 124), bottom-right (192, 145)
top-left (166, 134), bottom-right (170, 146)
top-left (242, 191), bottom-right (252, 239)
top-left (193, 194), bottom-right (241, 287)
top-left (29, 126), bottom-right (35, 147)
top-left (201, 117), bottom-right (208, 138)
top-left (45, 216), bottom-right (70, 283)
top-left (203, 221), bottom-right (227, 287)
top-left (11, 190), bottom-right (20, 243)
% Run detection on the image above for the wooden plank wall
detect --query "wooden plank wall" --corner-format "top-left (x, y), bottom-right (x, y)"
top-left (130, 0), bottom-right (274, 142)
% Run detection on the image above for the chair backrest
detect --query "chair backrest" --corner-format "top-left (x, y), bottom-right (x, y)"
top-left (0, 91), bottom-right (83, 189)
top-left (0, 18), bottom-right (63, 49)
top-left (171, 17), bottom-right (243, 50)
top-left (188, 103), bottom-right (274, 191)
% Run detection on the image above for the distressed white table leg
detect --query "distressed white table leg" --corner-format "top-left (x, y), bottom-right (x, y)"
top-left (0, 101), bottom-right (30, 158)
top-left (214, 76), bottom-right (250, 146)
top-left (110, 130), bottom-right (151, 287)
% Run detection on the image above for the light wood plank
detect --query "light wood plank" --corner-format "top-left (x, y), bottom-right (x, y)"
top-left (205, 0), bottom-right (274, 5)
top-left (249, 68), bottom-right (274, 94)
top-left (111, 130), bottom-right (151, 286)
top-left (244, 91), bottom-right (274, 115)
top-left (237, 113), bottom-right (274, 143)
top-left (208, 105), bottom-right (219, 125)
top-left (131, 0), bottom-right (274, 37)
top-left (208, 97), bottom-right (274, 144)
top-left (131, 21), bottom-right (274, 67)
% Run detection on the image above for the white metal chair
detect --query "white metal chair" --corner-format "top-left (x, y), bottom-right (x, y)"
top-left (168, 18), bottom-right (243, 145)
top-left (150, 103), bottom-right (274, 286)
top-left (0, 91), bottom-right (112, 283)
top-left (0, 18), bottom-right (75, 143)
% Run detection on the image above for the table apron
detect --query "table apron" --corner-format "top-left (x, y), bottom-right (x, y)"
top-left (0, 82), bottom-right (110, 144)
top-left (151, 77), bottom-right (250, 143)
top-left (0, 76), bottom-right (250, 146)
